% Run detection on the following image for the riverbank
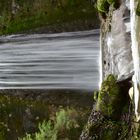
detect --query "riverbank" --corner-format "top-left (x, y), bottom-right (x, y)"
top-left (0, 0), bottom-right (99, 35)
top-left (23, 20), bottom-right (99, 34)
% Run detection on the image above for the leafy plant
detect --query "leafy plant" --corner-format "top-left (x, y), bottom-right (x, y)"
top-left (19, 109), bottom-right (79, 140)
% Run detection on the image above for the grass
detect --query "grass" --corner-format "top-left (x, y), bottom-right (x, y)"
top-left (0, 93), bottom-right (92, 140)
top-left (19, 109), bottom-right (80, 140)
top-left (0, 0), bottom-right (98, 35)
top-left (0, 95), bottom-right (50, 139)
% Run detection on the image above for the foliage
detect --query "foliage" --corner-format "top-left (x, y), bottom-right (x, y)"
top-left (19, 109), bottom-right (79, 140)
top-left (96, 0), bottom-right (120, 14)
top-left (0, 0), bottom-right (97, 35)
top-left (0, 93), bottom-right (91, 140)
top-left (0, 95), bottom-right (50, 140)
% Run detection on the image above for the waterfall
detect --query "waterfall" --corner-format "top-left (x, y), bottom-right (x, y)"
top-left (130, 0), bottom-right (140, 121)
top-left (0, 31), bottom-right (100, 90)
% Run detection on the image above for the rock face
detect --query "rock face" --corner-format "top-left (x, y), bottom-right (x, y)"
top-left (130, 0), bottom-right (140, 122)
top-left (100, 2), bottom-right (133, 82)
top-left (96, 75), bottom-right (124, 119)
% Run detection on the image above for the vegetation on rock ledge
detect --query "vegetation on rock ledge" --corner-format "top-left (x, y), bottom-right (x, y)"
top-left (136, 2), bottom-right (140, 16)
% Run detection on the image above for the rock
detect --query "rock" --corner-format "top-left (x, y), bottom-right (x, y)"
top-left (101, 2), bottom-right (133, 81)
top-left (96, 75), bottom-right (121, 119)
top-left (80, 74), bottom-right (132, 140)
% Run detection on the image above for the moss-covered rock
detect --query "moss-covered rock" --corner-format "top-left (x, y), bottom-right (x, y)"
top-left (96, 75), bottom-right (122, 119)
top-left (136, 2), bottom-right (140, 16)
top-left (80, 110), bottom-right (131, 140)
top-left (97, 0), bottom-right (120, 16)
top-left (80, 74), bottom-right (132, 140)
top-left (97, 0), bottom-right (110, 13)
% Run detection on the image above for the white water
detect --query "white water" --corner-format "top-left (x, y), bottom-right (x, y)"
top-left (0, 30), bottom-right (100, 90)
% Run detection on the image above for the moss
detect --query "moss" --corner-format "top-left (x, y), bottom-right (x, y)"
top-left (107, 0), bottom-right (117, 5)
top-left (93, 91), bottom-right (99, 101)
top-left (97, 0), bottom-right (110, 13)
top-left (80, 75), bottom-right (132, 139)
top-left (136, 2), bottom-right (140, 16)
top-left (97, 0), bottom-right (120, 16)
top-left (96, 74), bottom-right (121, 119)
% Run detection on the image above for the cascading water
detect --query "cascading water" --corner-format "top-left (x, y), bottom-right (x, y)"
top-left (130, 0), bottom-right (140, 121)
top-left (0, 30), bottom-right (100, 90)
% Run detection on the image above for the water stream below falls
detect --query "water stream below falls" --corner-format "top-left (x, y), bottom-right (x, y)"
top-left (0, 30), bottom-right (100, 90)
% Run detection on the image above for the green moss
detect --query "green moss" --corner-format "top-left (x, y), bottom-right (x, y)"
top-left (107, 0), bottom-right (116, 5)
top-left (97, 0), bottom-right (110, 13)
top-left (136, 2), bottom-right (140, 16)
top-left (96, 74), bottom-right (121, 118)
top-left (97, 0), bottom-right (120, 15)
top-left (93, 91), bottom-right (99, 101)
top-left (81, 74), bottom-right (132, 139)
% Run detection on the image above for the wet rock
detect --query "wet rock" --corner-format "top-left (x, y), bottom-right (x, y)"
top-left (101, 2), bottom-right (133, 81)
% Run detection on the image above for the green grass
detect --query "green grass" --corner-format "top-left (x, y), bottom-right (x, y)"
top-left (0, 0), bottom-right (98, 35)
